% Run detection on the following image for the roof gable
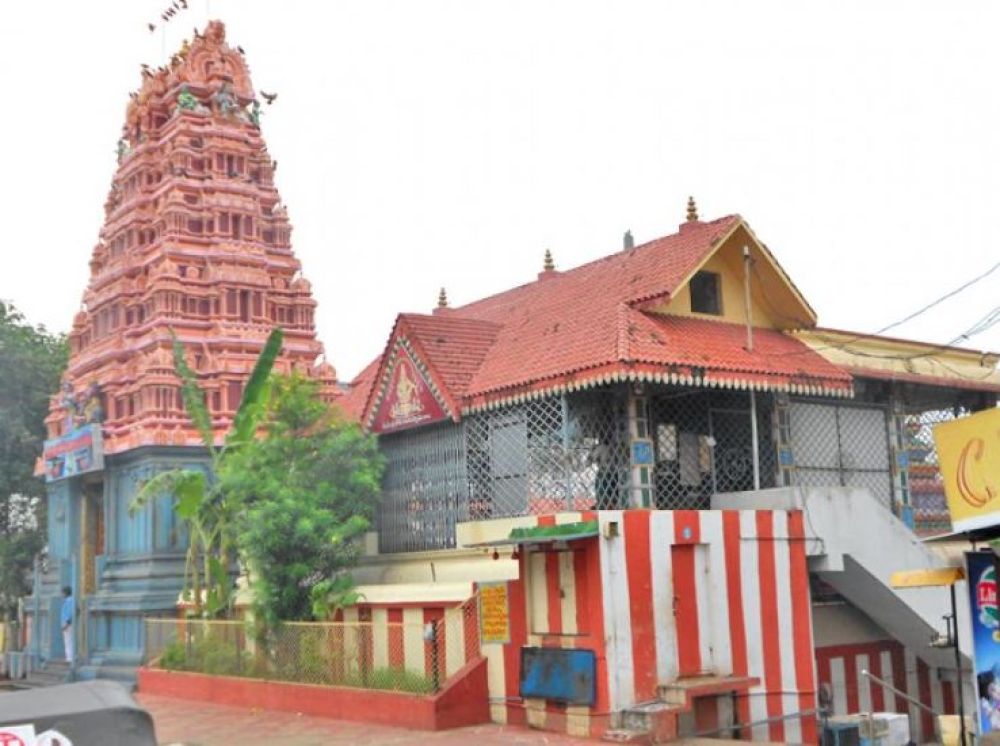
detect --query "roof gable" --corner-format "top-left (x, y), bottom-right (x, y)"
top-left (361, 313), bottom-right (501, 431)
top-left (647, 221), bottom-right (817, 329)
top-left (367, 340), bottom-right (452, 434)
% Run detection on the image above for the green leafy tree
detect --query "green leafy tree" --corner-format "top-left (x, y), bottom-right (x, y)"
top-left (131, 328), bottom-right (283, 618)
top-left (219, 374), bottom-right (383, 628)
top-left (0, 301), bottom-right (67, 617)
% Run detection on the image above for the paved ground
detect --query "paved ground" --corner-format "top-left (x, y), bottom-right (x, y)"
top-left (139, 693), bottom-right (594, 745)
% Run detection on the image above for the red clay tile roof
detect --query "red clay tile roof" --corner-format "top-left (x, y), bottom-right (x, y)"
top-left (625, 312), bottom-right (852, 388)
top-left (350, 213), bottom-right (1000, 419)
top-left (353, 215), bottom-right (862, 419)
top-left (455, 216), bottom-right (746, 395)
top-left (399, 313), bottom-right (503, 398)
top-left (338, 357), bottom-right (381, 421)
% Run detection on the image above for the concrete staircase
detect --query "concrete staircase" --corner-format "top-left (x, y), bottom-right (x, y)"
top-left (603, 675), bottom-right (759, 744)
top-left (712, 486), bottom-right (971, 671)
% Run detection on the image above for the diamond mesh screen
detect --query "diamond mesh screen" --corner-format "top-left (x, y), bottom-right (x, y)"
top-left (786, 399), bottom-right (893, 509)
top-left (465, 388), bottom-right (629, 518)
top-left (378, 389), bottom-right (629, 552)
top-left (648, 390), bottom-right (777, 509)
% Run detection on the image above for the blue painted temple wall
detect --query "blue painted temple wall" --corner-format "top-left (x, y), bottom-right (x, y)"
top-left (25, 446), bottom-right (210, 673)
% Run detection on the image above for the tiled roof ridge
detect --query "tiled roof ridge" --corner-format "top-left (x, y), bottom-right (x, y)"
top-left (399, 311), bottom-right (504, 332)
top-left (454, 214), bottom-right (742, 315)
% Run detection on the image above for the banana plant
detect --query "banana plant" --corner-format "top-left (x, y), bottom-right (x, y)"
top-left (130, 327), bottom-right (284, 618)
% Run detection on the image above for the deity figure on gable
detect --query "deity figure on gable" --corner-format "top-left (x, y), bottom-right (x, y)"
top-left (390, 360), bottom-right (422, 420)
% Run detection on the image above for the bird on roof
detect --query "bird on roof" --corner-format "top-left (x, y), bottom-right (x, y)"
top-left (193, 27), bottom-right (203, 39)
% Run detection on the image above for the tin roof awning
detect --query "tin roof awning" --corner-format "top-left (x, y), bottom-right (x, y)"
top-left (464, 520), bottom-right (599, 548)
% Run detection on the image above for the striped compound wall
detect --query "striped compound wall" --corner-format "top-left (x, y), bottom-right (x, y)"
top-left (479, 509), bottom-right (818, 742)
top-left (815, 640), bottom-right (957, 743)
top-left (337, 599), bottom-right (480, 684)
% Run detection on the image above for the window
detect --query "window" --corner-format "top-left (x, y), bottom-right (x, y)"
top-left (690, 271), bottom-right (722, 315)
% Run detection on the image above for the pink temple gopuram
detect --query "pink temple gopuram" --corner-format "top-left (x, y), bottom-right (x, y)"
top-left (27, 21), bottom-right (338, 678)
top-left (47, 19), bottom-right (337, 455)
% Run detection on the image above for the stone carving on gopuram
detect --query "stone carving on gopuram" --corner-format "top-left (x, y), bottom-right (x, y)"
top-left (46, 20), bottom-right (339, 455)
top-left (25, 21), bottom-right (341, 675)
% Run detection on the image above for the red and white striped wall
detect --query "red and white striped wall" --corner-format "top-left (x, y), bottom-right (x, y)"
top-left (815, 640), bottom-right (957, 743)
top-left (337, 599), bottom-right (479, 683)
top-left (480, 509), bottom-right (818, 742)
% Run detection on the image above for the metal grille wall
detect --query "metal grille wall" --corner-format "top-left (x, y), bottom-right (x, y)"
top-left (377, 389), bottom-right (629, 552)
top-left (378, 422), bottom-right (468, 553)
top-left (648, 390), bottom-right (777, 509)
top-left (465, 389), bottom-right (629, 519)
top-left (786, 400), bottom-right (893, 509)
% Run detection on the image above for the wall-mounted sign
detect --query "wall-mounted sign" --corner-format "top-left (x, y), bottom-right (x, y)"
top-left (966, 551), bottom-right (1000, 735)
top-left (370, 346), bottom-right (449, 434)
top-left (42, 424), bottom-right (104, 483)
top-left (933, 408), bottom-right (1000, 533)
top-left (520, 647), bottom-right (596, 705)
top-left (479, 582), bottom-right (510, 644)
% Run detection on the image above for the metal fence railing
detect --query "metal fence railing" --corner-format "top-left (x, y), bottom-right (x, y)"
top-left (143, 595), bottom-right (481, 694)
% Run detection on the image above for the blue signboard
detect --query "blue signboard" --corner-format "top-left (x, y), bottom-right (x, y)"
top-left (966, 551), bottom-right (1000, 734)
top-left (520, 647), bottom-right (596, 705)
top-left (631, 440), bottom-right (654, 465)
top-left (42, 424), bottom-right (104, 482)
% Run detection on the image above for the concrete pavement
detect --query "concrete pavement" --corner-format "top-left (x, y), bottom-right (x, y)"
top-left (138, 693), bottom-right (594, 745)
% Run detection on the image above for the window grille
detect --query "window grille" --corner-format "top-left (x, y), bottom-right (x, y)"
top-left (464, 389), bottom-right (629, 519)
top-left (648, 389), bottom-right (776, 509)
top-left (378, 422), bottom-right (468, 553)
top-left (785, 400), bottom-right (893, 510)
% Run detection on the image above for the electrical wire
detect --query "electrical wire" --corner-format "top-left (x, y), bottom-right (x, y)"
top-left (874, 261), bottom-right (1000, 337)
top-left (771, 260), bottom-right (1000, 360)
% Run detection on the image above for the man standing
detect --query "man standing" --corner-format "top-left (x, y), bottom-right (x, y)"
top-left (60, 586), bottom-right (74, 662)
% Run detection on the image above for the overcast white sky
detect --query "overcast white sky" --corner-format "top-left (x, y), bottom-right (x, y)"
top-left (2, 1), bottom-right (998, 380)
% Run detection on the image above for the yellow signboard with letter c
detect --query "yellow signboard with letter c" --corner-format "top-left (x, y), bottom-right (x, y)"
top-left (933, 407), bottom-right (1000, 533)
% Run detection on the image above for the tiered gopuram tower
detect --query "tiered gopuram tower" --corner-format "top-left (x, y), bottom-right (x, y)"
top-left (48, 20), bottom-right (336, 451)
top-left (29, 21), bottom-right (338, 677)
